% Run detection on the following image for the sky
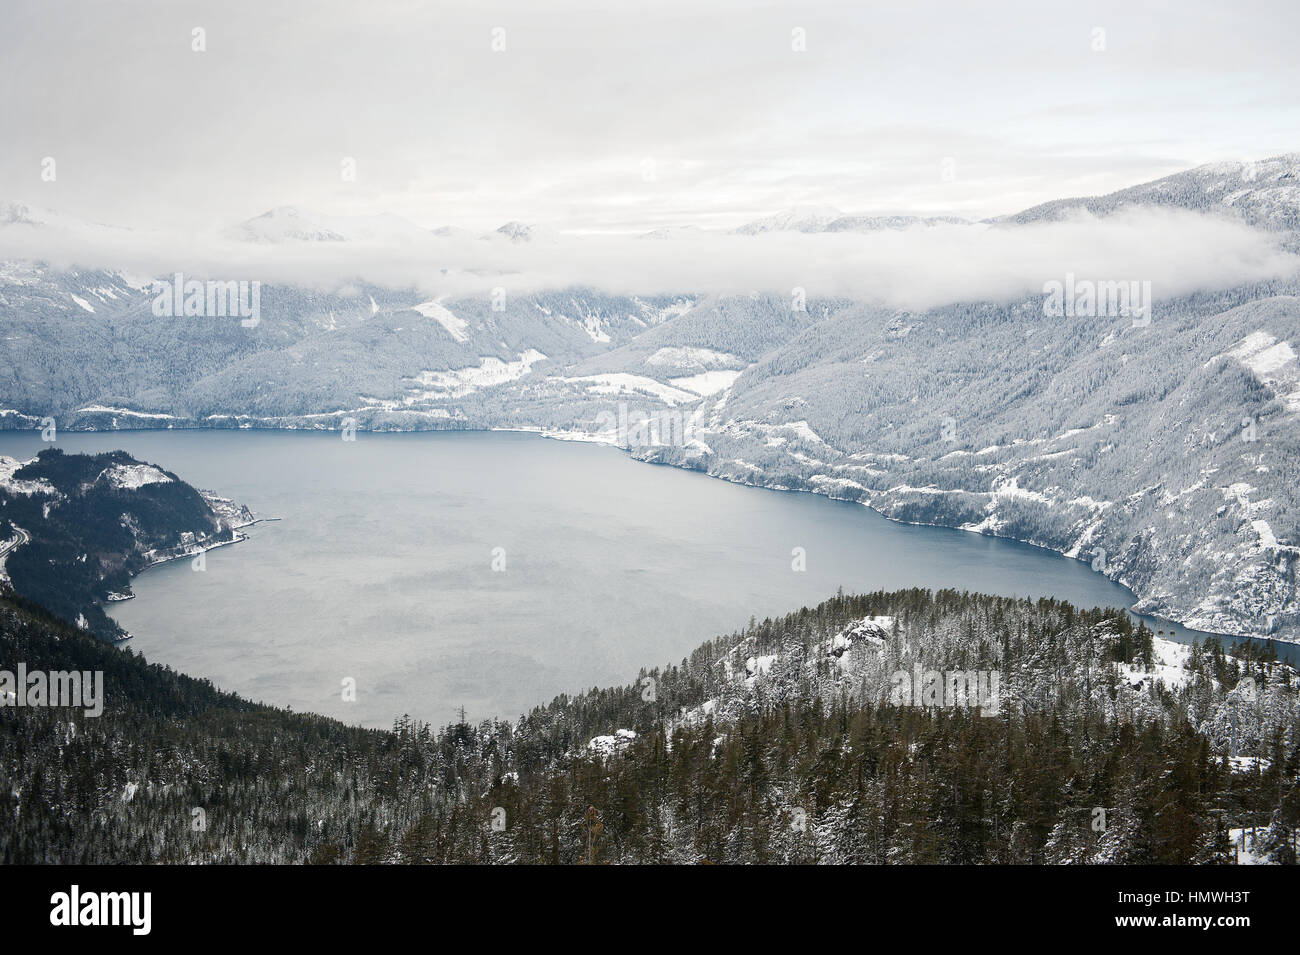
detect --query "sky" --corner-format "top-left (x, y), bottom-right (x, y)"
top-left (3, 0), bottom-right (1299, 234)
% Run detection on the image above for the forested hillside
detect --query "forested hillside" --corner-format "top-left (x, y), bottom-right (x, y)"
top-left (2, 586), bottom-right (1295, 864)
top-left (0, 449), bottom-right (251, 638)
top-left (650, 281), bottom-right (1300, 643)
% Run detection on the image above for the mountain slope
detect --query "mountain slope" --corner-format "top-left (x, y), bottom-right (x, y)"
top-left (641, 282), bottom-right (1300, 641)
top-left (1002, 154), bottom-right (1300, 232)
top-left (1, 158), bottom-right (1299, 643)
top-left (0, 449), bottom-right (251, 637)
top-left (2, 586), bottom-right (1294, 863)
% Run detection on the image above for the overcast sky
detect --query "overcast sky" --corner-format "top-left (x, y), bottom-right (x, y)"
top-left (3, 0), bottom-right (1298, 234)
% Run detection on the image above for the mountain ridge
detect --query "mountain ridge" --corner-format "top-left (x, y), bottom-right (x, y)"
top-left (1, 159), bottom-right (1298, 645)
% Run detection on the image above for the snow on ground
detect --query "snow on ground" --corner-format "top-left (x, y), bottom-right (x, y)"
top-left (200, 490), bottom-right (255, 530)
top-left (70, 294), bottom-right (95, 313)
top-left (1222, 485), bottom-right (1288, 549)
top-left (679, 698), bottom-right (718, 728)
top-left (635, 298), bottom-right (695, 325)
top-left (668, 369), bottom-right (742, 396)
top-left (1226, 827), bottom-right (1296, 865)
top-left (1252, 519), bottom-right (1278, 548)
top-left (1228, 755), bottom-right (1272, 773)
top-left (1225, 482), bottom-right (1254, 510)
top-left (1225, 330), bottom-right (1297, 376)
top-left (825, 616), bottom-right (892, 661)
top-left (100, 463), bottom-right (173, 490)
top-left (557, 373), bottom-right (700, 406)
top-left (886, 484), bottom-right (952, 495)
top-left (645, 346), bottom-right (743, 371)
top-left (990, 475), bottom-right (1051, 505)
top-left (403, 350), bottom-right (546, 399)
top-left (808, 474), bottom-right (866, 496)
top-left (76, 405), bottom-right (177, 420)
top-left (576, 313), bottom-right (610, 343)
top-left (412, 300), bottom-right (469, 342)
top-left (722, 418), bottom-right (831, 449)
top-left (587, 728), bottom-right (637, 757)
top-left (784, 421), bottom-right (828, 446)
top-left (1064, 514), bottom-right (1108, 559)
top-left (1216, 331), bottom-right (1300, 411)
top-left (0, 457), bottom-right (56, 496)
top-left (1117, 636), bottom-right (1193, 691)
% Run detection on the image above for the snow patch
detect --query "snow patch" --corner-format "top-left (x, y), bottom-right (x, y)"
top-left (645, 346), bottom-right (743, 371)
top-left (412, 300), bottom-right (469, 343)
top-left (101, 463), bottom-right (174, 490)
top-left (587, 728), bottom-right (637, 757)
top-left (558, 373), bottom-right (700, 407)
top-left (0, 457), bottom-right (56, 497)
top-left (403, 350), bottom-right (547, 399)
top-left (668, 370), bottom-right (742, 396)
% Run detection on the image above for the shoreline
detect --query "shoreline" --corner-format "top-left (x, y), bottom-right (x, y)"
top-left (2, 420), bottom-right (1295, 654)
top-left (105, 512), bottom-right (271, 642)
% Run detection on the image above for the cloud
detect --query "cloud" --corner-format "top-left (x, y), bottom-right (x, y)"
top-left (2, 0), bottom-right (1298, 231)
top-left (3, 205), bottom-right (1295, 310)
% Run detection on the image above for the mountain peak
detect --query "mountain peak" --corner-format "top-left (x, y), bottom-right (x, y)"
top-left (230, 207), bottom-right (433, 243)
top-left (493, 221), bottom-right (537, 242)
top-left (732, 205), bottom-right (846, 235)
top-left (1000, 153), bottom-right (1300, 230)
top-left (232, 207), bottom-right (347, 243)
top-left (0, 201), bottom-right (42, 227)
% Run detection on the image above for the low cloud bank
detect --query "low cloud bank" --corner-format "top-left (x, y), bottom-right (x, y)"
top-left (1, 206), bottom-right (1294, 310)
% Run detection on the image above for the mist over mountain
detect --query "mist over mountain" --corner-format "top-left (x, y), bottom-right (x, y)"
top-left (1, 159), bottom-right (1299, 647)
top-left (3, 0), bottom-right (1300, 885)
top-left (733, 206), bottom-right (971, 234)
top-left (1001, 154), bottom-right (1300, 235)
top-left (4, 162), bottom-right (1295, 303)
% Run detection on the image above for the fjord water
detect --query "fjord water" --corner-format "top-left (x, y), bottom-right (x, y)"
top-left (0, 430), bottom-right (1262, 728)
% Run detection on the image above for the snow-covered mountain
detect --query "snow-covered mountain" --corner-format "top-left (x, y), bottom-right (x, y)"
top-left (0, 202), bottom-right (44, 227)
top-left (2, 157), bottom-right (1300, 644)
top-left (229, 206), bottom-right (436, 243)
top-left (0, 200), bottom-right (137, 239)
top-left (731, 205), bottom-right (846, 234)
top-left (823, 213), bottom-right (970, 231)
top-left (733, 206), bottom-right (969, 234)
top-left (1001, 153), bottom-right (1300, 232)
top-left (483, 221), bottom-right (560, 244)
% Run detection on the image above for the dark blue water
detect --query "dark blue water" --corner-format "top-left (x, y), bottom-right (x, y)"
top-left (0, 429), bottom-right (1286, 727)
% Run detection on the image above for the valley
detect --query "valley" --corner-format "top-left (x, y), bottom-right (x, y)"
top-left (2, 160), bottom-right (1299, 645)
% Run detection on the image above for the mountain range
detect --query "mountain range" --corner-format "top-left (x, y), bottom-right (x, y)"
top-left (2, 156), bottom-right (1299, 644)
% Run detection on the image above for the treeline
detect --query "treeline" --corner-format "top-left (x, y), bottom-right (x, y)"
top-left (1, 585), bottom-right (1296, 864)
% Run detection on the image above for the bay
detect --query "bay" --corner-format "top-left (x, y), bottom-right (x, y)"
top-left (0, 429), bottom-right (1281, 728)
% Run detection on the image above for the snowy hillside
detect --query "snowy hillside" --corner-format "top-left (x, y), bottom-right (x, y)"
top-left (2, 158), bottom-right (1300, 644)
